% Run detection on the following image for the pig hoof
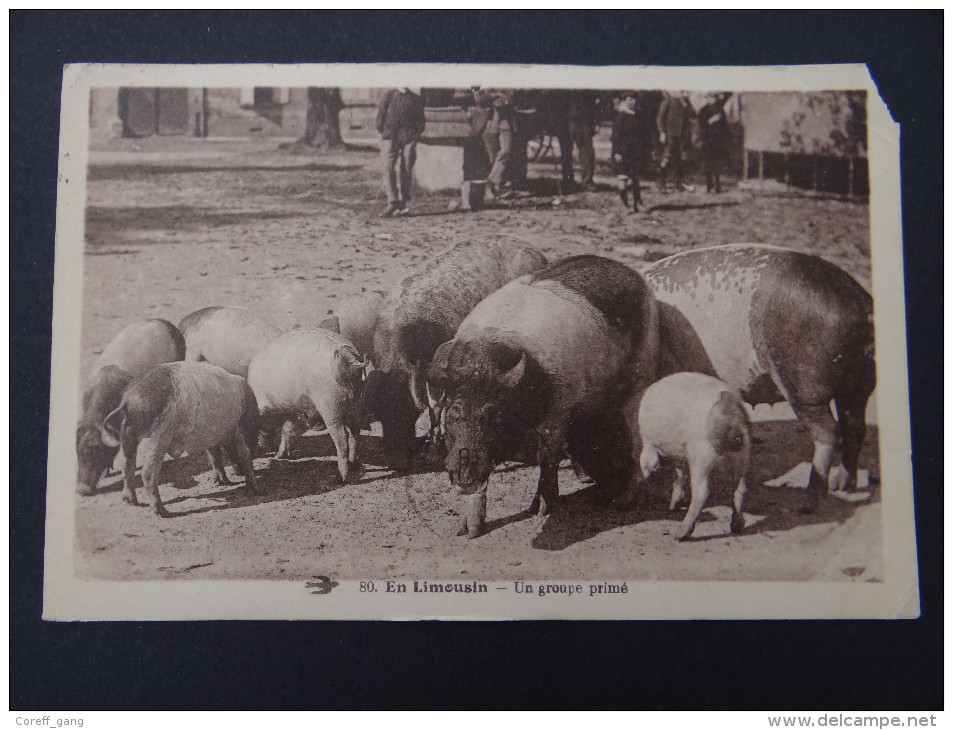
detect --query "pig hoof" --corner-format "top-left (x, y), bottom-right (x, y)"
top-left (828, 464), bottom-right (851, 492)
top-left (122, 493), bottom-right (139, 506)
top-left (674, 524), bottom-right (692, 541)
top-left (155, 507), bottom-right (171, 518)
top-left (535, 495), bottom-right (556, 517)
top-left (729, 512), bottom-right (745, 534)
top-left (213, 475), bottom-right (234, 486)
top-left (467, 525), bottom-right (484, 539)
top-left (455, 521), bottom-right (469, 537)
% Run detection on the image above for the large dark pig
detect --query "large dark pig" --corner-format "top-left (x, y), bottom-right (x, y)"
top-left (76, 319), bottom-right (185, 495)
top-left (643, 244), bottom-right (876, 511)
top-left (427, 255), bottom-right (660, 538)
top-left (100, 361), bottom-right (260, 517)
top-left (178, 306), bottom-right (283, 378)
top-left (364, 239), bottom-right (547, 470)
top-left (246, 329), bottom-right (365, 482)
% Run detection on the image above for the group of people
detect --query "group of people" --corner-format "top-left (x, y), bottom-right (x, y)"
top-left (612, 90), bottom-right (734, 212)
top-left (375, 87), bottom-right (734, 217)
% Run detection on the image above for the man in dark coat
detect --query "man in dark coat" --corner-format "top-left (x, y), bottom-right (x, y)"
top-left (377, 87), bottom-right (426, 217)
top-left (611, 92), bottom-right (653, 212)
top-left (655, 91), bottom-right (696, 192)
top-left (698, 92), bottom-right (733, 193)
top-left (557, 90), bottom-right (599, 192)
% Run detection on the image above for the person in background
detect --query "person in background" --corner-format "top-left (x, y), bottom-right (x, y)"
top-left (698, 92), bottom-right (733, 194)
top-left (376, 87), bottom-right (426, 217)
top-left (473, 87), bottom-right (517, 200)
top-left (611, 92), bottom-right (652, 213)
top-left (655, 90), bottom-right (696, 192)
top-left (557, 90), bottom-right (599, 193)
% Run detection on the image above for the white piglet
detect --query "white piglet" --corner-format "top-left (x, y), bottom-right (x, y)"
top-left (638, 372), bottom-right (751, 541)
top-left (247, 329), bottom-right (365, 483)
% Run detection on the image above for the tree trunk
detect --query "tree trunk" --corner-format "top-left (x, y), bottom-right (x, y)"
top-left (301, 87), bottom-right (344, 148)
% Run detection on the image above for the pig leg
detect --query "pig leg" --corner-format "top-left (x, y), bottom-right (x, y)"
top-left (834, 394), bottom-right (869, 493)
top-left (669, 466), bottom-right (688, 512)
top-left (140, 447), bottom-right (170, 518)
top-left (120, 450), bottom-right (139, 506)
top-left (613, 406), bottom-right (646, 509)
top-left (790, 403), bottom-right (838, 513)
top-left (230, 430), bottom-right (260, 494)
top-left (345, 418), bottom-right (364, 480)
top-left (729, 476), bottom-right (748, 535)
top-left (326, 420), bottom-right (353, 484)
top-left (207, 447), bottom-right (234, 486)
top-left (456, 487), bottom-right (487, 539)
top-left (675, 449), bottom-right (715, 541)
top-left (275, 420), bottom-right (301, 460)
top-left (118, 430), bottom-right (140, 506)
top-left (529, 445), bottom-right (560, 517)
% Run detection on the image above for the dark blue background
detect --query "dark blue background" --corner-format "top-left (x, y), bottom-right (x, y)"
top-left (10, 11), bottom-right (942, 710)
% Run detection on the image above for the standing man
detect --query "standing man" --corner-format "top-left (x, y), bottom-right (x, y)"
top-left (611, 92), bottom-right (653, 212)
top-left (655, 91), bottom-right (696, 192)
top-left (698, 92), bottom-right (733, 193)
top-left (377, 87), bottom-right (426, 217)
top-left (557, 90), bottom-right (599, 193)
top-left (473, 87), bottom-right (516, 200)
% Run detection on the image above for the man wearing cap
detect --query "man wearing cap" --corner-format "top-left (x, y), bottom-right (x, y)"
top-left (473, 87), bottom-right (517, 199)
top-left (611, 92), bottom-right (653, 212)
top-left (655, 91), bottom-right (696, 192)
top-left (377, 87), bottom-right (426, 217)
top-left (698, 92), bottom-right (733, 193)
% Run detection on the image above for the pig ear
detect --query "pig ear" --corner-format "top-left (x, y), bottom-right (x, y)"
top-left (498, 351), bottom-right (527, 391)
top-left (318, 315), bottom-right (341, 334)
top-left (334, 349), bottom-right (364, 387)
top-left (100, 406), bottom-right (126, 448)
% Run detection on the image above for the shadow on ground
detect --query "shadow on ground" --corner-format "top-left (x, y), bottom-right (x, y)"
top-left (530, 420), bottom-right (879, 551)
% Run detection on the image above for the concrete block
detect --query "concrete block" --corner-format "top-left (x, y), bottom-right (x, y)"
top-left (414, 143), bottom-right (464, 192)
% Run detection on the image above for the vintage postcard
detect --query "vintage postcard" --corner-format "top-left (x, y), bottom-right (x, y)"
top-left (44, 62), bottom-right (917, 620)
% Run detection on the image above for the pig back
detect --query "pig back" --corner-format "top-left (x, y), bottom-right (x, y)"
top-left (645, 244), bottom-right (874, 404)
top-left (129, 362), bottom-right (251, 455)
top-left (376, 239), bottom-right (547, 372)
top-left (639, 372), bottom-right (742, 457)
top-left (457, 256), bottom-right (658, 416)
top-left (91, 319), bottom-right (185, 378)
top-left (179, 306), bottom-right (283, 378)
top-left (645, 246), bottom-right (768, 394)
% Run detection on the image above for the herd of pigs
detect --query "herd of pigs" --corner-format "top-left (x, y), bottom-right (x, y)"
top-left (76, 239), bottom-right (876, 542)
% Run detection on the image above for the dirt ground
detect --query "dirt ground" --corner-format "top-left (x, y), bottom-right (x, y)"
top-left (73, 136), bottom-right (881, 583)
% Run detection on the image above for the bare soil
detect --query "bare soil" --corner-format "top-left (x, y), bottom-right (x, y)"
top-left (74, 136), bottom-right (881, 583)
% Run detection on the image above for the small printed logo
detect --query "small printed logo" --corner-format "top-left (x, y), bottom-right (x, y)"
top-left (305, 575), bottom-right (339, 595)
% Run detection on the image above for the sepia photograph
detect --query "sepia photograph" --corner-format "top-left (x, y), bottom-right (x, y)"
top-left (42, 62), bottom-right (917, 622)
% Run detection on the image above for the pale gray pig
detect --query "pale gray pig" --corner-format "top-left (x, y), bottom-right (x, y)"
top-left (246, 329), bottom-right (365, 482)
top-left (76, 319), bottom-right (185, 495)
top-left (638, 372), bottom-right (750, 541)
top-left (101, 361), bottom-right (260, 517)
top-left (644, 244), bottom-right (875, 512)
